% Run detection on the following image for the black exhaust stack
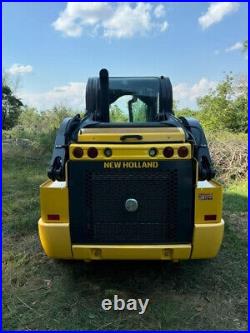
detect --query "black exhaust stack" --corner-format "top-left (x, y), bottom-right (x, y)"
top-left (99, 68), bottom-right (109, 122)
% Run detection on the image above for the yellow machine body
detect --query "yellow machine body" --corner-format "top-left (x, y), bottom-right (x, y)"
top-left (38, 127), bottom-right (224, 261)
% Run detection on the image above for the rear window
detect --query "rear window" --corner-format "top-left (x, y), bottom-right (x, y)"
top-left (109, 78), bottom-right (160, 122)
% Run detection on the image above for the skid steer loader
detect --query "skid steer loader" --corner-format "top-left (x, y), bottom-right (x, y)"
top-left (38, 69), bottom-right (224, 261)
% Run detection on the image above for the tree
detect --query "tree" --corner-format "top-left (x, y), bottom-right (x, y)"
top-left (132, 99), bottom-right (148, 122)
top-left (110, 105), bottom-right (128, 122)
top-left (175, 107), bottom-right (200, 119)
top-left (2, 84), bottom-right (23, 130)
top-left (197, 74), bottom-right (248, 132)
top-left (243, 40), bottom-right (248, 52)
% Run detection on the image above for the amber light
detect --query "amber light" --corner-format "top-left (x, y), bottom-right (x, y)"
top-left (47, 214), bottom-right (60, 221)
top-left (163, 147), bottom-right (174, 158)
top-left (73, 147), bottom-right (83, 158)
top-left (204, 215), bottom-right (217, 221)
top-left (178, 146), bottom-right (189, 158)
top-left (88, 147), bottom-right (98, 158)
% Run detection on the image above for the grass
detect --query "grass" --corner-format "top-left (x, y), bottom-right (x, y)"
top-left (2, 143), bottom-right (248, 331)
top-left (224, 180), bottom-right (248, 212)
top-left (207, 130), bottom-right (248, 142)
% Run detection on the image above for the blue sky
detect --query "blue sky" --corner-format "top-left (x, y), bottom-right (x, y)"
top-left (2, 2), bottom-right (248, 111)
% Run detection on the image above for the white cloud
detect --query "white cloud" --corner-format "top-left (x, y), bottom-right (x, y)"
top-left (198, 2), bottom-right (240, 29)
top-left (20, 82), bottom-right (85, 111)
top-left (154, 4), bottom-right (166, 18)
top-left (213, 49), bottom-right (220, 55)
top-left (20, 78), bottom-right (217, 111)
top-left (53, 2), bottom-right (112, 37)
top-left (173, 78), bottom-right (217, 106)
top-left (7, 64), bottom-right (33, 75)
top-left (53, 2), bottom-right (168, 38)
top-left (160, 21), bottom-right (169, 32)
top-left (103, 3), bottom-right (152, 38)
top-left (225, 41), bottom-right (243, 52)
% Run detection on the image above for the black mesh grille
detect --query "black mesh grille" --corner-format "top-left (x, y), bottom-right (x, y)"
top-left (68, 160), bottom-right (194, 244)
top-left (85, 170), bottom-right (178, 243)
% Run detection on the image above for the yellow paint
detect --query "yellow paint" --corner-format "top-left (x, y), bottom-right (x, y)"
top-left (40, 180), bottom-right (68, 223)
top-left (78, 127), bottom-right (185, 143)
top-left (38, 217), bottom-right (224, 260)
top-left (38, 137), bottom-right (224, 260)
top-left (38, 219), bottom-right (72, 258)
top-left (191, 220), bottom-right (224, 259)
top-left (69, 143), bottom-right (192, 161)
top-left (195, 180), bottom-right (223, 224)
top-left (72, 244), bottom-right (191, 260)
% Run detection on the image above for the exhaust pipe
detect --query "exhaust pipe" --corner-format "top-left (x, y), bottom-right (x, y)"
top-left (99, 68), bottom-right (109, 122)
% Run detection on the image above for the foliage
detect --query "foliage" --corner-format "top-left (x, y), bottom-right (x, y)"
top-left (2, 84), bottom-right (23, 130)
top-left (110, 98), bottom-right (149, 122)
top-left (243, 40), bottom-right (248, 52)
top-left (197, 74), bottom-right (248, 132)
top-left (175, 107), bottom-right (201, 120)
top-left (132, 99), bottom-right (148, 122)
top-left (4, 105), bottom-right (76, 153)
top-left (110, 104), bottom-right (128, 122)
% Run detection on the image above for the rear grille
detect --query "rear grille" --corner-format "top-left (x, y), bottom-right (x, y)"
top-left (68, 160), bottom-right (194, 244)
top-left (86, 171), bottom-right (178, 243)
top-left (93, 223), bottom-right (176, 243)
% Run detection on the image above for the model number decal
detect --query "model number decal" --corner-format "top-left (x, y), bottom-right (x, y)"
top-left (199, 193), bottom-right (213, 200)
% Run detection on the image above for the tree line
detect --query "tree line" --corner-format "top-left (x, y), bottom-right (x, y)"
top-left (2, 73), bottom-right (248, 134)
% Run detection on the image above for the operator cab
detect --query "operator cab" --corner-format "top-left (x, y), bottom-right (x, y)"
top-left (86, 69), bottom-right (173, 123)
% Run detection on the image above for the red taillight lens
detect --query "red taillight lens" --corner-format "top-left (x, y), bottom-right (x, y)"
top-left (178, 146), bottom-right (189, 158)
top-left (47, 214), bottom-right (60, 221)
top-left (204, 215), bottom-right (217, 221)
top-left (163, 147), bottom-right (174, 158)
top-left (73, 147), bottom-right (83, 158)
top-left (88, 147), bottom-right (98, 158)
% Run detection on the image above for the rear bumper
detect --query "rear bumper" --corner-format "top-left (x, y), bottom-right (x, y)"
top-left (38, 218), bottom-right (224, 260)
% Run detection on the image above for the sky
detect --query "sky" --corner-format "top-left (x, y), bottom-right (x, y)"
top-left (2, 2), bottom-right (248, 111)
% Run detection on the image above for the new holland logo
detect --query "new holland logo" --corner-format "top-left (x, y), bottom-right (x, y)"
top-left (104, 161), bottom-right (159, 169)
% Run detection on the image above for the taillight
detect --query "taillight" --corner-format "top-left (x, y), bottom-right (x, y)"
top-left (88, 147), bottom-right (98, 158)
top-left (204, 215), bottom-right (217, 221)
top-left (178, 146), bottom-right (189, 158)
top-left (163, 147), bottom-right (174, 158)
top-left (73, 147), bottom-right (83, 158)
top-left (47, 214), bottom-right (60, 221)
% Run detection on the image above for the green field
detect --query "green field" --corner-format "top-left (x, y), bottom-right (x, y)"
top-left (2, 144), bottom-right (248, 330)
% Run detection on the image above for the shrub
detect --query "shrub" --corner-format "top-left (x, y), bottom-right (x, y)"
top-left (197, 75), bottom-right (248, 133)
top-left (3, 105), bottom-right (79, 154)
